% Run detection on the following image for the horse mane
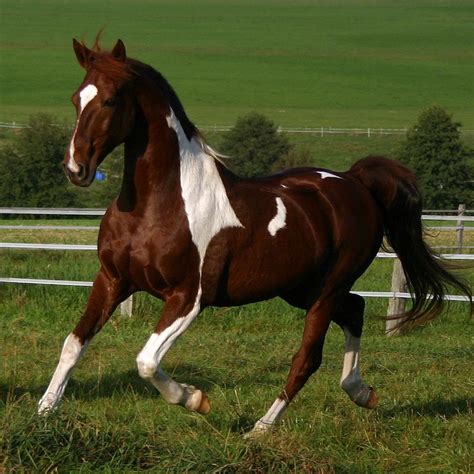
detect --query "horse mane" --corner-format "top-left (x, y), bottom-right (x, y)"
top-left (81, 36), bottom-right (228, 164)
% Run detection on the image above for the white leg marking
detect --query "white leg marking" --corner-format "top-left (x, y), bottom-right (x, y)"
top-left (246, 397), bottom-right (288, 437)
top-left (340, 327), bottom-right (372, 406)
top-left (67, 84), bottom-right (98, 173)
top-left (38, 333), bottom-right (88, 414)
top-left (136, 298), bottom-right (206, 411)
top-left (318, 171), bottom-right (342, 180)
top-left (267, 197), bottom-right (287, 237)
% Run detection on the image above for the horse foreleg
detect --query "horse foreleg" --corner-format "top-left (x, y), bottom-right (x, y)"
top-left (333, 293), bottom-right (378, 409)
top-left (38, 270), bottom-right (129, 414)
top-left (136, 291), bottom-right (210, 414)
top-left (247, 295), bottom-right (335, 437)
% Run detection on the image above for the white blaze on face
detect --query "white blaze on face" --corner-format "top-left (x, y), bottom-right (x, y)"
top-left (268, 197), bottom-right (287, 237)
top-left (67, 84), bottom-right (98, 173)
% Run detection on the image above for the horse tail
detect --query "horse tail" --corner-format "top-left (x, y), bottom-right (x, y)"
top-left (349, 156), bottom-right (471, 330)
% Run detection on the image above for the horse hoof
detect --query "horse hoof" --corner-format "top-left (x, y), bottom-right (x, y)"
top-left (243, 421), bottom-right (271, 440)
top-left (197, 392), bottom-right (211, 415)
top-left (366, 387), bottom-right (378, 409)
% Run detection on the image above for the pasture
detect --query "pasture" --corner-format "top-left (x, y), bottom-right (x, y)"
top-left (0, 224), bottom-right (473, 471)
top-left (1, 1), bottom-right (473, 471)
top-left (1, 0), bottom-right (474, 128)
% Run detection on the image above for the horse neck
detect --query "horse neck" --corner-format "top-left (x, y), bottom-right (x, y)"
top-left (117, 99), bottom-right (181, 212)
top-left (118, 95), bottom-right (234, 215)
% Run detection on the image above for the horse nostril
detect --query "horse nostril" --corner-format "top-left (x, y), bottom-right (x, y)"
top-left (77, 163), bottom-right (87, 180)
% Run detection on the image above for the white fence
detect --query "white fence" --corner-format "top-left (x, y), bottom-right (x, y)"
top-left (1, 208), bottom-right (472, 320)
top-left (2, 121), bottom-right (474, 137)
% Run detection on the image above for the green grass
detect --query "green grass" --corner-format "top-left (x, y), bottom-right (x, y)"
top-left (1, 285), bottom-right (473, 471)
top-left (0, 226), bottom-right (473, 471)
top-left (1, 0), bottom-right (473, 128)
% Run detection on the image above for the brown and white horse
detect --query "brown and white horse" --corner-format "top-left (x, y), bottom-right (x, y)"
top-left (38, 39), bottom-right (470, 435)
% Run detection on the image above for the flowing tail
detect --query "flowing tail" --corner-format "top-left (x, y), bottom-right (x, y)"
top-left (349, 156), bottom-right (471, 329)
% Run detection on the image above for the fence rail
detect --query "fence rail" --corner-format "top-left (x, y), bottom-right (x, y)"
top-left (3, 121), bottom-right (474, 137)
top-left (1, 207), bottom-right (472, 319)
top-left (1, 207), bottom-right (473, 221)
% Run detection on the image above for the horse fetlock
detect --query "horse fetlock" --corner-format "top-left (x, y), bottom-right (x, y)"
top-left (342, 380), bottom-right (378, 409)
top-left (136, 357), bottom-right (158, 379)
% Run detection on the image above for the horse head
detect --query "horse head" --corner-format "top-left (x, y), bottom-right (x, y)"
top-left (64, 39), bottom-right (136, 186)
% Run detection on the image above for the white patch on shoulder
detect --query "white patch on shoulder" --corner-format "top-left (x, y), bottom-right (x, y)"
top-left (318, 171), bottom-right (342, 180)
top-left (167, 109), bottom-right (243, 272)
top-left (67, 84), bottom-right (98, 173)
top-left (268, 197), bottom-right (287, 237)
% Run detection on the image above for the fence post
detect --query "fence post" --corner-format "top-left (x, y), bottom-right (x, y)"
top-left (456, 203), bottom-right (465, 253)
top-left (120, 295), bottom-right (133, 317)
top-left (386, 258), bottom-right (407, 335)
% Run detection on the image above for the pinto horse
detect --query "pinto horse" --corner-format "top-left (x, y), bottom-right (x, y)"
top-left (38, 39), bottom-right (470, 435)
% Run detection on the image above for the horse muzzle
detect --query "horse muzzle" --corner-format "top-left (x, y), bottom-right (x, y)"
top-left (63, 161), bottom-right (95, 187)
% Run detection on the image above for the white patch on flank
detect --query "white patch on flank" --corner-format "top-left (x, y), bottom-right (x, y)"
top-left (340, 327), bottom-right (369, 405)
top-left (318, 171), bottom-right (342, 180)
top-left (38, 333), bottom-right (88, 414)
top-left (67, 84), bottom-right (98, 173)
top-left (267, 197), bottom-right (287, 237)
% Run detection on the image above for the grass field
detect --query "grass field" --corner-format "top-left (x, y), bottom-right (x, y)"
top-left (1, 1), bottom-right (473, 471)
top-left (0, 225), bottom-right (473, 471)
top-left (1, 0), bottom-right (474, 128)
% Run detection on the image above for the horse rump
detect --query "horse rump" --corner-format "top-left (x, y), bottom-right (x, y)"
top-left (349, 156), bottom-right (471, 330)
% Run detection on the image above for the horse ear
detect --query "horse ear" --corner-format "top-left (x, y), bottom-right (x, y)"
top-left (73, 38), bottom-right (92, 69)
top-left (112, 39), bottom-right (126, 63)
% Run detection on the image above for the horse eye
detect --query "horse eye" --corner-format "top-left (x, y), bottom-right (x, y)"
top-left (103, 98), bottom-right (117, 108)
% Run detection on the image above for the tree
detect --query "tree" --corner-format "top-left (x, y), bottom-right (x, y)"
top-left (219, 112), bottom-right (291, 177)
top-left (0, 114), bottom-right (77, 207)
top-left (398, 106), bottom-right (473, 208)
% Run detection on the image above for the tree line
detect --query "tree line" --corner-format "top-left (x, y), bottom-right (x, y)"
top-left (0, 106), bottom-right (472, 210)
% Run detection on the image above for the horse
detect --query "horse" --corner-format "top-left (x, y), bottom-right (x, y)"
top-left (38, 38), bottom-right (471, 436)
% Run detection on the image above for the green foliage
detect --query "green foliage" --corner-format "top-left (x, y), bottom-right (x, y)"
top-left (220, 112), bottom-right (291, 177)
top-left (272, 145), bottom-right (314, 172)
top-left (398, 106), bottom-right (473, 208)
top-left (0, 114), bottom-right (76, 208)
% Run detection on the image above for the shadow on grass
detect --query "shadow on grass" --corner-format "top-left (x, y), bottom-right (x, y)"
top-left (1, 362), bottom-right (246, 404)
top-left (379, 397), bottom-right (473, 419)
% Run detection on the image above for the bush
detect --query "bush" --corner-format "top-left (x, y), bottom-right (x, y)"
top-left (398, 106), bottom-right (473, 208)
top-left (219, 112), bottom-right (291, 177)
top-left (0, 114), bottom-right (77, 207)
top-left (272, 146), bottom-right (314, 172)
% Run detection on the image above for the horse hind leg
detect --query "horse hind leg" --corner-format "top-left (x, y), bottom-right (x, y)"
top-left (247, 292), bottom-right (337, 437)
top-left (333, 293), bottom-right (378, 409)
